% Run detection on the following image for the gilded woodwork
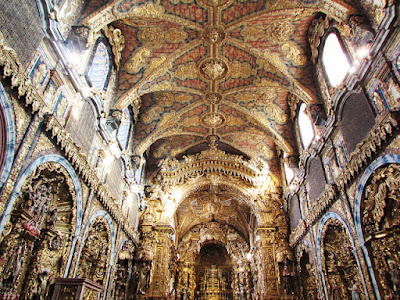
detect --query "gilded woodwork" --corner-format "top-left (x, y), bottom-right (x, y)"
top-left (0, 163), bottom-right (76, 299)
top-left (361, 164), bottom-right (400, 299)
top-left (0, 1), bottom-right (399, 299)
top-left (321, 219), bottom-right (364, 300)
top-left (76, 216), bottom-right (111, 290)
top-left (290, 111), bottom-right (400, 247)
top-left (297, 245), bottom-right (319, 299)
top-left (0, 30), bottom-right (137, 243)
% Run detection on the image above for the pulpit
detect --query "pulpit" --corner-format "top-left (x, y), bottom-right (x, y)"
top-left (51, 278), bottom-right (103, 300)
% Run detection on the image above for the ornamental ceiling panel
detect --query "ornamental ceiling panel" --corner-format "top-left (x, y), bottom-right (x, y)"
top-left (77, 0), bottom-right (358, 195)
top-left (226, 11), bottom-right (318, 95)
top-left (132, 91), bottom-right (203, 150)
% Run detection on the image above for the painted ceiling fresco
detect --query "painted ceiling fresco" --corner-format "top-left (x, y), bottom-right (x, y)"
top-left (80, 0), bottom-right (357, 181)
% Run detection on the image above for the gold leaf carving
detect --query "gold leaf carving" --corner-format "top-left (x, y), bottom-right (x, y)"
top-left (145, 80), bottom-right (174, 94)
top-left (175, 62), bottom-right (199, 80)
top-left (175, 93), bottom-right (193, 103)
top-left (165, 28), bottom-right (188, 43)
top-left (169, 0), bottom-right (195, 4)
top-left (264, 103), bottom-right (287, 124)
top-left (229, 61), bottom-right (255, 79)
top-left (181, 115), bottom-right (202, 127)
top-left (235, 92), bottom-right (253, 103)
top-left (119, 2), bottom-right (165, 20)
top-left (241, 26), bottom-right (265, 41)
top-left (145, 55), bottom-right (168, 77)
top-left (256, 90), bottom-right (277, 104)
top-left (225, 114), bottom-right (246, 127)
top-left (124, 48), bottom-right (152, 74)
top-left (33, 134), bottom-right (55, 156)
top-left (103, 25), bottom-right (125, 69)
top-left (158, 111), bottom-right (177, 128)
top-left (154, 92), bottom-right (173, 106)
top-left (200, 60), bottom-right (227, 80)
top-left (138, 27), bottom-right (165, 48)
top-left (202, 113), bottom-right (225, 128)
top-left (265, 20), bottom-right (293, 44)
top-left (281, 42), bottom-right (307, 66)
top-left (141, 106), bottom-right (163, 124)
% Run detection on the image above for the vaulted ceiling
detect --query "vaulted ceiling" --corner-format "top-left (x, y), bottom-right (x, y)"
top-left (77, 0), bottom-right (358, 238)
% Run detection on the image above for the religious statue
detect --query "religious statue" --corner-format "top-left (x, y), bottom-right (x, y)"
top-left (2, 241), bottom-right (26, 290)
top-left (282, 258), bottom-right (295, 295)
top-left (350, 282), bottom-right (361, 300)
top-left (387, 259), bottom-right (400, 297)
top-left (331, 278), bottom-right (342, 300)
top-left (31, 268), bottom-right (50, 300)
top-left (137, 261), bottom-right (151, 294)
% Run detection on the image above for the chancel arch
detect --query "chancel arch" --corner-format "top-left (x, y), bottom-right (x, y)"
top-left (176, 222), bottom-right (251, 300)
top-left (0, 159), bottom-right (80, 299)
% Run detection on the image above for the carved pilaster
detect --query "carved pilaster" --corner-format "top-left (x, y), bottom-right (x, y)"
top-left (145, 225), bottom-right (174, 299)
top-left (257, 227), bottom-right (279, 299)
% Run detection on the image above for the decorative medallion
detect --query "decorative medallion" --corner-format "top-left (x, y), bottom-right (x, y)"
top-left (265, 20), bottom-right (293, 44)
top-left (199, 59), bottom-right (228, 81)
top-left (205, 93), bottom-right (222, 104)
top-left (202, 113), bottom-right (225, 128)
top-left (203, 27), bottom-right (226, 44)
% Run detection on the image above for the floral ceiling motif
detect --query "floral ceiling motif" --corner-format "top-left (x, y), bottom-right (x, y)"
top-left (79, 0), bottom-right (357, 181)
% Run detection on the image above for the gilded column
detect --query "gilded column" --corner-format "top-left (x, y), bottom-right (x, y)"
top-left (257, 227), bottom-right (280, 299)
top-left (147, 225), bottom-right (174, 299)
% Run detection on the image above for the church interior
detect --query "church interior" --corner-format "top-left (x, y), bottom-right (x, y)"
top-left (0, 0), bottom-right (399, 299)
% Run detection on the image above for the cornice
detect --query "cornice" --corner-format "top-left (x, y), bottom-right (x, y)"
top-left (289, 111), bottom-right (399, 247)
top-left (0, 31), bottom-right (138, 244)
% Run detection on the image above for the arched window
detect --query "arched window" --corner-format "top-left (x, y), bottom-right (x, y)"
top-left (87, 40), bottom-right (111, 91)
top-left (283, 162), bottom-right (294, 184)
top-left (298, 103), bottom-right (314, 149)
top-left (322, 32), bottom-right (351, 87)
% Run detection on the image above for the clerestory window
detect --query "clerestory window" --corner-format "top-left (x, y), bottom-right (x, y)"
top-left (298, 103), bottom-right (315, 149)
top-left (322, 33), bottom-right (351, 87)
